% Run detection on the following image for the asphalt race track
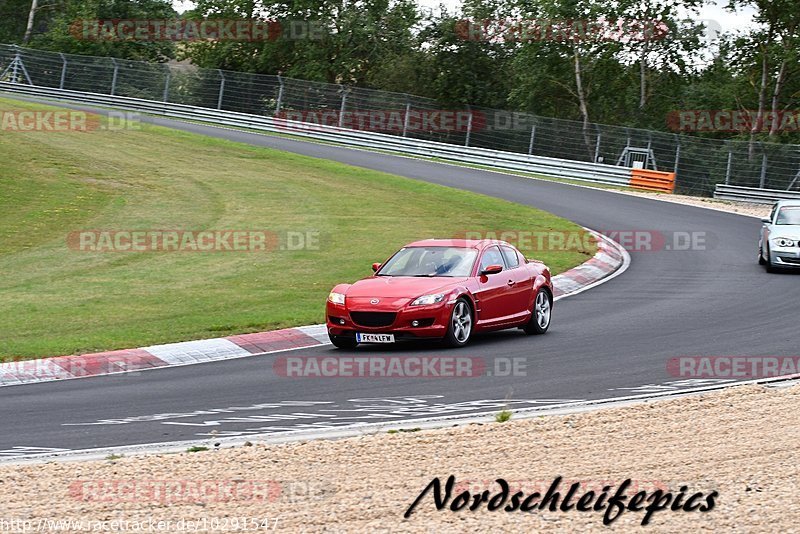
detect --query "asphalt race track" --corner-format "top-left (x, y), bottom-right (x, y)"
top-left (2, 100), bottom-right (798, 458)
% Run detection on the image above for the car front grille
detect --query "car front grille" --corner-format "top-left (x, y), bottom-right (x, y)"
top-left (779, 256), bottom-right (800, 264)
top-left (350, 312), bottom-right (397, 327)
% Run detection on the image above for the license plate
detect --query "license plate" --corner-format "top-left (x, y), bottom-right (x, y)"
top-left (356, 333), bottom-right (395, 343)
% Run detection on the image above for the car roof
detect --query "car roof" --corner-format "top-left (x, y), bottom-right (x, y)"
top-left (404, 239), bottom-right (513, 249)
top-left (776, 200), bottom-right (800, 208)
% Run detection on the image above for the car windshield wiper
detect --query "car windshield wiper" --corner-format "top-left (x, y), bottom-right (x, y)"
top-left (411, 273), bottom-right (438, 277)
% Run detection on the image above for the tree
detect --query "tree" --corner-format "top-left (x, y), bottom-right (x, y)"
top-left (183, 0), bottom-right (422, 87)
top-left (506, 0), bottom-right (620, 157)
top-left (23, 0), bottom-right (38, 44)
top-left (412, 7), bottom-right (514, 107)
top-left (27, 0), bottom-right (177, 62)
top-left (0, 0), bottom-right (52, 44)
top-left (612, 0), bottom-right (706, 113)
top-left (726, 0), bottom-right (800, 150)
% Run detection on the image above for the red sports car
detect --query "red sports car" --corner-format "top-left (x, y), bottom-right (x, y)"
top-left (326, 239), bottom-right (553, 348)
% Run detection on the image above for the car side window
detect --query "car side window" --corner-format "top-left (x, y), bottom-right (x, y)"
top-left (479, 246), bottom-right (505, 272)
top-left (769, 205), bottom-right (778, 223)
top-left (501, 246), bottom-right (520, 268)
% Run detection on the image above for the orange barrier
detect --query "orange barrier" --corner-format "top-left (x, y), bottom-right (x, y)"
top-left (630, 169), bottom-right (676, 193)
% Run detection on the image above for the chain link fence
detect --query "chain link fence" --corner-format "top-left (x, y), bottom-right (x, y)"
top-left (2, 43), bottom-right (799, 197)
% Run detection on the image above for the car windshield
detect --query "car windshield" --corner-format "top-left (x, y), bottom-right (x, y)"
top-left (377, 246), bottom-right (478, 277)
top-left (776, 207), bottom-right (800, 225)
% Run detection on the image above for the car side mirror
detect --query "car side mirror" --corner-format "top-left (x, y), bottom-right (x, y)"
top-left (481, 264), bottom-right (503, 275)
top-left (761, 217), bottom-right (771, 224)
top-left (372, 262), bottom-right (381, 272)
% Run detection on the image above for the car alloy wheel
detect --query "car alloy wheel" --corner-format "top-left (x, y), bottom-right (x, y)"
top-left (524, 289), bottom-right (552, 335)
top-left (535, 290), bottom-right (551, 329)
top-left (444, 299), bottom-right (473, 347)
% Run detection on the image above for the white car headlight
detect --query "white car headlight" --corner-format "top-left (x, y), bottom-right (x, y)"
top-left (773, 237), bottom-right (796, 248)
top-left (328, 291), bottom-right (346, 305)
top-left (410, 293), bottom-right (446, 306)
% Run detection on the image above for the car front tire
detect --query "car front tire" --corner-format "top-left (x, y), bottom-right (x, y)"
top-left (523, 288), bottom-right (552, 335)
top-left (443, 298), bottom-right (473, 347)
top-left (764, 244), bottom-right (778, 273)
top-left (329, 334), bottom-right (358, 349)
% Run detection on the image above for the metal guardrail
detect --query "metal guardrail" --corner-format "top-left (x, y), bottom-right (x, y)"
top-left (714, 184), bottom-right (800, 204)
top-left (0, 82), bottom-right (634, 187)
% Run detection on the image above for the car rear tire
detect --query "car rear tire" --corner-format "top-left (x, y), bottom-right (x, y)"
top-left (523, 288), bottom-right (552, 335)
top-left (443, 298), bottom-right (473, 347)
top-left (329, 334), bottom-right (358, 349)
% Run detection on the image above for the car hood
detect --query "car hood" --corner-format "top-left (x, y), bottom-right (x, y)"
top-left (345, 276), bottom-right (468, 299)
top-left (771, 225), bottom-right (800, 239)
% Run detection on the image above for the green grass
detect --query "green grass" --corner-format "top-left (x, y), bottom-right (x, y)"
top-left (495, 410), bottom-right (513, 423)
top-left (0, 97), bottom-right (595, 360)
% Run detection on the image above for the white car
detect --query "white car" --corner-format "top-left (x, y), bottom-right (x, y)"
top-left (759, 200), bottom-right (800, 272)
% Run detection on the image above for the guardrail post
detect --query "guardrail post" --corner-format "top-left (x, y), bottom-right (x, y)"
top-left (528, 125), bottom-right (536, 155)
top-left (760, 151), bottom-right (768, 189)
top-left (162, 67), bottom-right (171, 102)
top-left (110, 58), bottom-right (118, 96)
top-left (725, 145), bottom-right (733, 185)
top-left (338, 85), bottom-right (347, 128)
top-left (217, 69), bottom-right (225, 110)
top-left (10, 47), bottom-right (19, 84)
top-left (402, 97), bottom-right (411, 137)
top-left (275, 75), bottom-right (284, 115)
top-left (464, 110), bottom-right (473, 147)
top-left (58, 53), bottom-right (67, 90)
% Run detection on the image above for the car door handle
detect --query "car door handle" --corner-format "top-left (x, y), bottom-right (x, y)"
top-left (507, 280), bottom-right (515, 286)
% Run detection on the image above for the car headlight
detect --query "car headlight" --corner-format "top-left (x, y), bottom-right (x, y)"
top-left (410, 293), bottom-right (446, 306)
top-left (773, 237), bottom-right (796, 247)
top-left (328, 291), bottom-right (346, 305)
